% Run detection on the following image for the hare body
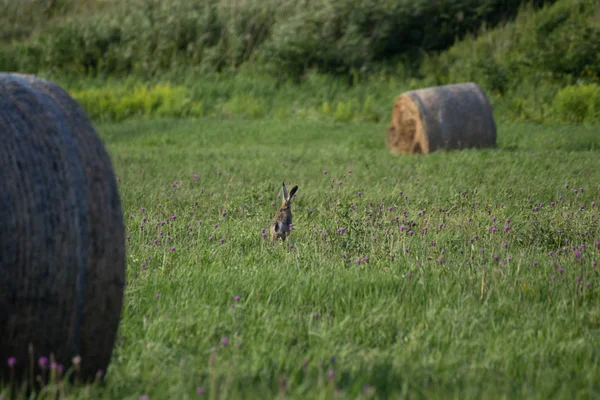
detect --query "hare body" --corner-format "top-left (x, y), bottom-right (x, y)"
top-left (270, 182), bottom-right (298, 242)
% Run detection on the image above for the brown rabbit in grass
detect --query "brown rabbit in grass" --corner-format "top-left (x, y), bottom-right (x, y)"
top-left (270, 182), bottom-right (298, 242)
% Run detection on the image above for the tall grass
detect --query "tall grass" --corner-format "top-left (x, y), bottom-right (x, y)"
top-left (2, 118), bottom-right (599, 399)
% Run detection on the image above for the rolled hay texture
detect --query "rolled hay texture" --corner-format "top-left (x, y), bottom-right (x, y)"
top-left (0, 73), bottom-right (125, 381)
top-left (387, 82), bottom-right (497, 154)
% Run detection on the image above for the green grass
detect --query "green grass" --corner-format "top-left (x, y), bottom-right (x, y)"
top-left (3, 118), bottom-right (600, 399)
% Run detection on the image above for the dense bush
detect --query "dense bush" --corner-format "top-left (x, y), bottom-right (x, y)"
top-left (422, 0), bottom-right (600, 93)
top-left (551, 84), bottom-right (600, 123)
top-left (0, 0), bottom-right (76, 42)
top-left (262, 0), bottom-right (554, 78)
top-left (1, 0), bottom-right (554, 79)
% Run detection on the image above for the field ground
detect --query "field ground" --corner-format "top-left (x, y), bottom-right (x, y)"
top-left (6, 119), bottom-right (600, 399)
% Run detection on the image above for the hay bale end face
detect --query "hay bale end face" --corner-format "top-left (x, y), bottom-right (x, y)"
top-left (0, 73), bottom-right (125, 381)
top-left (387, 82), bottom-right (497, 154)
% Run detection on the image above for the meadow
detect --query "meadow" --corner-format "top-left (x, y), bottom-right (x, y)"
top-left (6, 118), bottom-right (597, 399)
top-left (1, 0), bottom-right (600, 398)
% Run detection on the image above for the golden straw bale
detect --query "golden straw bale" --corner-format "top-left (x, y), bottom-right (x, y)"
top-left (387, 82), bottom-right (497, 154)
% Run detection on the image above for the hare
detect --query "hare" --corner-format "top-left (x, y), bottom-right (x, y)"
top-left (270, 181), bottom-right (298, 242)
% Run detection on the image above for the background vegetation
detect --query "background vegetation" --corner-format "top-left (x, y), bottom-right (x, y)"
top-left (1, 0), bottom-right (599, 124)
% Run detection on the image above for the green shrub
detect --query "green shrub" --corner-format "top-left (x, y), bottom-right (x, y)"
top-left (424, 0), bottom-right (600, 94)
top-left (551, 84), bottom-right (600, 123)
top-left (2, 0), bottom-right (555, 80)
top-left (69, 82), bottom-right (203, 121)
top-left (262, 0), bottom-right (554, 79)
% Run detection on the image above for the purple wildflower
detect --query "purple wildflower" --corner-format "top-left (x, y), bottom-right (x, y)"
top-left (38, 356), bottom-right (49, 368)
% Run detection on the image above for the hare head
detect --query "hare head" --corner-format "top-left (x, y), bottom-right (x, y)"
top-left (270, 181), bottom-right (298, 242)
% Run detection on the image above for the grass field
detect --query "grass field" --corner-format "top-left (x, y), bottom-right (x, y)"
top-left (4, 118), bottom-right (600, 399)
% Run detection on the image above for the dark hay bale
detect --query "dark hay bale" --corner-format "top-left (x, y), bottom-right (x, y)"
top-left (387, 82), bottom-right (497, 154)
top-left (0, 73), bottom-right (125, 382)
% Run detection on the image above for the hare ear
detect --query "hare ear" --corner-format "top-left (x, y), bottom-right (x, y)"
top-left (287, 185), bottom-right (298, 202)
top-left (281, 182), bottom-right (288, 200)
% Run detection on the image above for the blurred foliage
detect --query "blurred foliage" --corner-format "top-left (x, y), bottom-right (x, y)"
top-left (1, 0), bottom-right (556, 79)
top-left (421, 0), bottom-right (600, 92)
top-left (551, 84), bottom-right (600, 123)
top-left (2, 0), bottom-right (600, 125)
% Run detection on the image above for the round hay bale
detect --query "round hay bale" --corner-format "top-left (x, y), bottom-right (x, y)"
top-left (387, 82), bottom-right (497, 154)
top-left (0, 73), bottom-right (125, 381)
